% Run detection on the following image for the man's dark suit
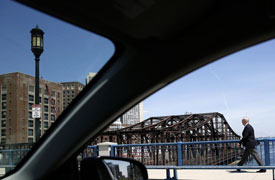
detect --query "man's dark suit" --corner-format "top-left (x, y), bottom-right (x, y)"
top-left (238, 123), bottom-right (264, 166)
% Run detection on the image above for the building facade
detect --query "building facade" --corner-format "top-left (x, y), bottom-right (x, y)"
top-left (120, 102), bottom-right (143, 125)
top-left (61, 82), bottom-right (84, 109)
top-left (0, 72), bottom-right (63, 144)
top-left (85, 72), bottom-right (144, 144)
top-left (85, 72), bottom-right (97, 85)
top-left (94, 103), bottom-right (143, 144)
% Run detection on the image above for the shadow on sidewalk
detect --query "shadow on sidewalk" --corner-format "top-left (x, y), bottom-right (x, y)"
top-left (228, 170), bottom-right (258, 173)
top-left (149, 179), bottom-right (197, 180)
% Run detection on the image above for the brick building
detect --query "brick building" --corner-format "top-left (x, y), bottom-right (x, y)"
top-left (0, 72), bottom-right (63, 144)
top-left (61, 82), bottom-right (84, 109)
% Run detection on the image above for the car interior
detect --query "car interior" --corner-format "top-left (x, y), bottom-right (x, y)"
top-left (2, 0), bottom-right (275, 179)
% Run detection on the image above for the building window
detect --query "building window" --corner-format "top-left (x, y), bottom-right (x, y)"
top-left (51, 98), bottom-right (55, 105)
top-left (1, 120), bottom-right (6, 128)
top-left (44, 98), bottom-right (48, 104)
top-left (44, 105), bottom-right (48, 112)
top-left (28, 129), bottom-right (33, 136)
top-left (44, 121), bottom-right (49, 129)
top-left (28, 138), bottom-right (33, 143)
top-left (1, 138), bottom-right (6, 144)
top-left (2, 102), bottom-right (6, 110)
top-left (1, 85), bottom-right (7, 91)
top-left (2, 94), bottom-right (6, 101)
top-left (57, 92), bottom-right (60, 98)
top-left (39, 88), bottom-right (42, 94)
top-left (28, 103), bottom-right (33, 110)
top-left (39, 97), bottom-right (42, 103)
top-left (29, 85), bottom-right (34, 93)
top-left (28, 95), bottom-right (34, 102)
top-left (28, 112), bottom-right (32, 118)
top-left (1, 129), bottom-right (6, 136)
top-left (1, 111), bottom-right (6, 119)
top-left (28, 120), bottom-right (33, 127)
top-left (44, 113), bottom-right (48, 120)
top-left (51, 107), bottom-right (55, 113)
top-left (51, 115), bottom-right (55, 121)
top-left (51, 91), bottom-right (55, 97)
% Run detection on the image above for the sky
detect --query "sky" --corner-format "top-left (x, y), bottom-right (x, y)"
top-left (143, 42), bottom-right (275, 137)
top-left (1, 0), bottom-right (275, 137)
top-left (0, 0), bottom-right (115, 84)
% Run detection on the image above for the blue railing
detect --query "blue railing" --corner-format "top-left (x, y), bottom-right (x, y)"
top-left (248, 138), bottom-right (275, 166)
top-left (110, 138), bottom-right (275, 166)
top-left (0, 139), bottom-right (274, 175)
top-left (110, 140), bottom-right (240, 166)
top-left (0, 145), bottom-right (98, 174)
top-left (0, 149), bottom-right (30, 172)
top-left (82, 145), bottom-right (98, 158)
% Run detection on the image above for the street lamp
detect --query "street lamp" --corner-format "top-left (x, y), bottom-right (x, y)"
top-left (31, 25), bottom-right (44, 142)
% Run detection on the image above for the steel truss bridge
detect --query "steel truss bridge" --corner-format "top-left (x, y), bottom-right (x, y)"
top-left (100, 112), bottom-right (240, 144)
top-left (94, 112), bottom-right (242, 165)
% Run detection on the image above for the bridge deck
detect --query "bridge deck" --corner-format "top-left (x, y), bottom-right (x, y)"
top-left (148, 169), bottom-right (272, 180)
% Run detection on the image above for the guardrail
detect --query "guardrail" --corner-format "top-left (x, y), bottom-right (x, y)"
top-left (110, 139), bottom-right (275, 180)
top-left (0, 139), bottom-right (274, 178)
top-left (0, 145), bottom-right (98, 174)
top-left (110, 140), bottom-right (241, 166)
top-left (0, 149), bottom-right (30, 173)
top-left (110, 139), bottom-right (275, 166)
top-left (81, 145), bottom-right (98, 158)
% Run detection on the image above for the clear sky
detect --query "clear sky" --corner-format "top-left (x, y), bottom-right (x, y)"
top-left (1, 0), bottom-right (275, 137)
top-left (0, 0), bottom-right (114, 84)
top-left (144, 41), bottom-right (275, 137)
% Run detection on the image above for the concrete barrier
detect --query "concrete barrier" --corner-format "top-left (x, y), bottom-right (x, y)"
top-left (97, 142), bottom-right (117, 156)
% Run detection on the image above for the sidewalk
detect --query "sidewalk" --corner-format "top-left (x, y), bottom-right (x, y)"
top-left (147, 169), bottom-right (273, 180)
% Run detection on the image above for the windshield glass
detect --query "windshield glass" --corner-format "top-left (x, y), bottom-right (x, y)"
top-left (0, 0), bottom-right (114, 174)
top-left (90, 39), bottom-right (275, 177)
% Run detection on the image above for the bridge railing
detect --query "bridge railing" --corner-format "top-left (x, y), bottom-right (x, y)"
top-left (81, 145), bottom-right (97, 159)
top-left (110, 138), bottom-right (275, 166)
top-left (253, 138), bottom-right (275, 166)
top-left (0, 149), bottom-right (30, 172)
top-left (0, 139), bottom-right (274, 174)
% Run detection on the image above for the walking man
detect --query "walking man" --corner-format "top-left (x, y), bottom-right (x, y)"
top-left (237, 117), bottom-right (265, 172)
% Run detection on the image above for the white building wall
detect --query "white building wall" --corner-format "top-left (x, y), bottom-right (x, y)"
top-left (85, 72), bottom-right (97, 85)
top-left (121, 102), bottom-right (143, 125)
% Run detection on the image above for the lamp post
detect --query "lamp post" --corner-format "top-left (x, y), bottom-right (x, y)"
top-left (31, 25), bottom-right (44, 142)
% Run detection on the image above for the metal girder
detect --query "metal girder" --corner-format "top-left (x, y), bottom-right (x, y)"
top-left (95, 112), bottom-right (240, 144)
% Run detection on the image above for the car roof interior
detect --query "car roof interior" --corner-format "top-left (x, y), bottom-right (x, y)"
top-left (5, 0), bottom-right (275, 179)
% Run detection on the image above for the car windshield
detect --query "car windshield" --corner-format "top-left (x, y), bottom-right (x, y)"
top-left (0, 0), bottom-right (114, 175)
top-left (1, 0), bottom-right (275, 178)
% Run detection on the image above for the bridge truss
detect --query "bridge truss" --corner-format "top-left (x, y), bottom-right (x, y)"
top-left (98, 112), bottom-right (240, 144)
